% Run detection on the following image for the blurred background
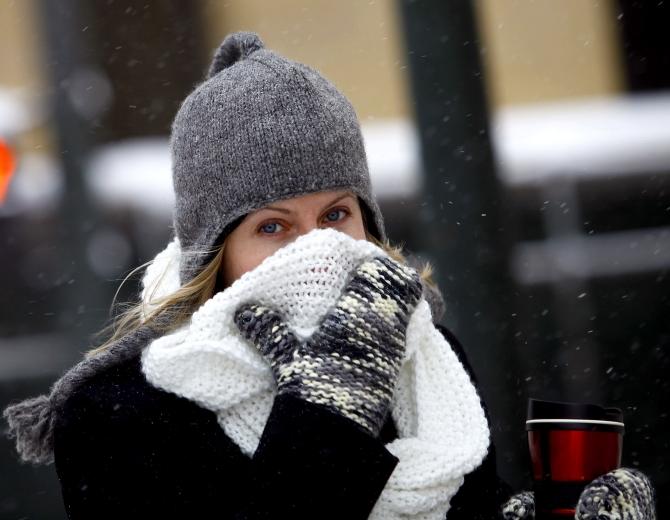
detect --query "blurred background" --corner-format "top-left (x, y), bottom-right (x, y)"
top-left (1, 0), bottom-right (668, 517)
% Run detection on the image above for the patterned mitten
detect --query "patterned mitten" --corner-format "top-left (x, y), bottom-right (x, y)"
top-left (501, 491), bottom-right (535, 519)
top-left (499, 468), bottom-right (656, 520)
top-left (575, 467), bottom-right (656, 520)
top-left (234, 255), bottom-right (423, 437)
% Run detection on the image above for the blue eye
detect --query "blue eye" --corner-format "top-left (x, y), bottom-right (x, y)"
top-left (259, 222), bottom-right (284, 234)
top-left (258, 208), bottom-right (349, 236)
top-left (325, 208), bottom-right (348, 223)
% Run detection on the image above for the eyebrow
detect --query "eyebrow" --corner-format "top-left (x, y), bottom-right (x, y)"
top-left (260, 193), bottom-right (355, 215)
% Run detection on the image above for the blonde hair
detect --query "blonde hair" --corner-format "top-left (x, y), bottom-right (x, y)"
top-left (84, 225), bottom-right (436, 359)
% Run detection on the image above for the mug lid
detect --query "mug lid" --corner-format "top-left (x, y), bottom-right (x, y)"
top-left (526, 398), bottom-right (624, 428)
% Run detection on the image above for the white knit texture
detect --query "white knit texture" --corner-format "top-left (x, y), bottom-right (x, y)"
top-left (139, 228), bottom-right (490, 519)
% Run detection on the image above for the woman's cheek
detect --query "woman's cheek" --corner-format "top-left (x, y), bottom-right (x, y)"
top-left (244, 240), bottom-right (281, 270)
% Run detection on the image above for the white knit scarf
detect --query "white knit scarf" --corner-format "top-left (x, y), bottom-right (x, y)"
top-left (139, 228), bottom-right (490, 519)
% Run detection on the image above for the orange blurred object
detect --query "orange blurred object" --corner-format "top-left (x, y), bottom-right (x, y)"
top-left (0, 139), bottom-right (16, 203)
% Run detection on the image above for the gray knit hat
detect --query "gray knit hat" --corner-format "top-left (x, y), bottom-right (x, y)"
top-left (172, 31), bottom-right (387, 285)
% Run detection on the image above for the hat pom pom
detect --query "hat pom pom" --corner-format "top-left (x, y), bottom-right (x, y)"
top-left (207, 31), bottom-right (265, 79)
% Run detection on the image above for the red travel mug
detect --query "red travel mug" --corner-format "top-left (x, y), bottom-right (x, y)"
top-left (526, 398), bottom-right (624, 519)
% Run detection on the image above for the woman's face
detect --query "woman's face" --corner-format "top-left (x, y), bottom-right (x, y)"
top-left (219, 189), bottom-right (368, 289)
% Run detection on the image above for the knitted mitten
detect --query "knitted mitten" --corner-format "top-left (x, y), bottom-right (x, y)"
top-left (499, 468), bottom-right (656, 520)
top-left (501, 491), bottom-right (535, 519)
top-left (234, 255), bottom-right (423, 438)
top-left (575, 467), bottom-right (656, 520)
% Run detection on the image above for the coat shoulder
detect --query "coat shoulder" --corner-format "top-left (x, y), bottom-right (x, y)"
top-left (54, 353), bottom-right (217, 437)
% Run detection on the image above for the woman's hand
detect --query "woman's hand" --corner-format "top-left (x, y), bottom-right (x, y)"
top-left (500, 467), bottom-right (656, 519)
top-left (233, 255), bottom-right (423, 438)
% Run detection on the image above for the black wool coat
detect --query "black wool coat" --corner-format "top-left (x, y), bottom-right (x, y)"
top-left (53, 323), bottom-right (512, 519)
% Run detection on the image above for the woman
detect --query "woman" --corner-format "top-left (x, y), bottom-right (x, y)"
top-left (4, 31), bottom-right (654, 520)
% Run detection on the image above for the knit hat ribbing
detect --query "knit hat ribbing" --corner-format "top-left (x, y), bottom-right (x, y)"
top-left (172, 31), bottom-right (387, 285)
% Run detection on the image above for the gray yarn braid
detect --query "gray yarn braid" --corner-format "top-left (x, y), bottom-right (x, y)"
top-left (499, 468), bottom-right (656, 520)
top-left (2, 316), bottom-right (169, 465)
top-left (234, 255), bottom-right (423, 437)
